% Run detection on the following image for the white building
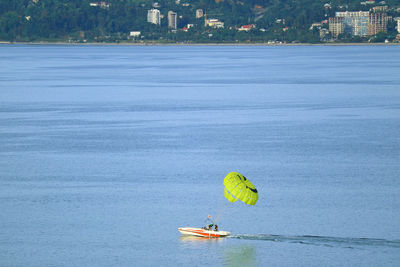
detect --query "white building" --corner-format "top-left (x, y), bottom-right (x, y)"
top-left (398, 18), bottom-right (400, 33)
top-left (147, 9), bottom-right (161, 25)
top-left (196, 9), bottom-right (203, 18)
top-left (335, 11), bottom-right (369, 36)
top-left (168, 11), bottom-right (177, 29)
top-left (90, 1), bottom-right (110, 9)
top-left (129, 31), bottom-right (141, 38)
top-left (206, 19), bottom-right (224, 28)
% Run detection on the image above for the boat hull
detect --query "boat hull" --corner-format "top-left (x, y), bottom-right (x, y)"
top-left (178, 227), bottom-right (230, 238)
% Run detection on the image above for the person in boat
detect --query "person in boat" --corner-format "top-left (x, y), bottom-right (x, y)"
top-left (204, 215), bottom-right (214, 230)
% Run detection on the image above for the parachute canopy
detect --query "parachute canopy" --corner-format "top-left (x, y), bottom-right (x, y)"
top-left (223, 172), bottom-right (258, 205)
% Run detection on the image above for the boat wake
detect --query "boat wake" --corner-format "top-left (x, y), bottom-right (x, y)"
top-left (230, 234), bottom-right (400, 249)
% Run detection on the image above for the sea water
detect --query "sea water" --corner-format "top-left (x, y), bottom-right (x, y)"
top-left (0, 45), bottom-right (399, 266)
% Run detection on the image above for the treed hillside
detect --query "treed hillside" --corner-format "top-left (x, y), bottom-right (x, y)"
top-left (1, 0), bottom-right (400, 42)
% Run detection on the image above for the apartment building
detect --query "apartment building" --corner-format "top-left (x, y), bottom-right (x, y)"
top-left (329, 17), bottom-right (345, 37)
top-left (368, 8), bottom-right (389, 35)
top-left (196, 9), bottom-right (203, 19)
top-left (147, 9), bottom-right (161, 25)
top-left (335, 11), bottom-right (369, 36)
top-left (168, 11), bottom-right (177, 30)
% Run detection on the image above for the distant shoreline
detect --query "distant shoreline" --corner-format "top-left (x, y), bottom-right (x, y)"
top-left (1, 41), bottom-right (399, 46)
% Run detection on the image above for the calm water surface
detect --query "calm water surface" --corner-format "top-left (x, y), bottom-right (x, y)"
top-left (0, 45), bottom-right (400, 266)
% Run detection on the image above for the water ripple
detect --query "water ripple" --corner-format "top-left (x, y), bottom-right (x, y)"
top-left (230, 234), bottom-right (400, 249)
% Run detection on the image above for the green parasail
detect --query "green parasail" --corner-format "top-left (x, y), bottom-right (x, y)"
top-left (223, 172), bottom-right (258, 205)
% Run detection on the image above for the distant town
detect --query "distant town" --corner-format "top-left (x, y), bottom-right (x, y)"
top-left (1, 0), bottom-right (400, 44)
top-left (143, 2), bottom-right (400, 43)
